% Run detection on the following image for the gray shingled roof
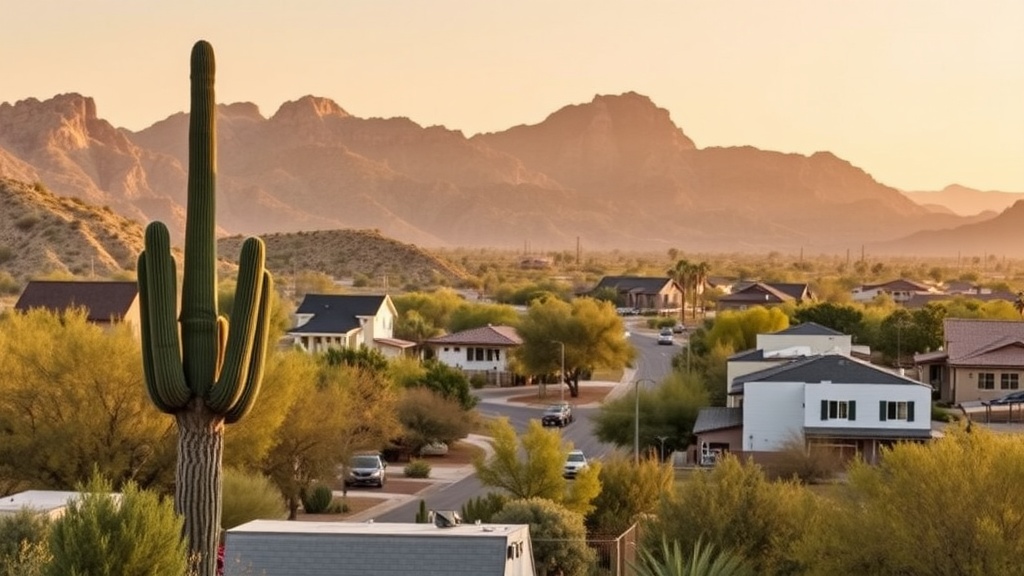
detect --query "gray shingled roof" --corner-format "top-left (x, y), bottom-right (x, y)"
top-left (731, 354), bottom-right (923, 394)
top-left (728, 348), bottom-right (768, 361)
top-left (861, 278), bottom-right (931, 292)
top-left (290, 294), bottom-right (387, 334)
top-left (693, 407), bottom-right (743, 434)
top-left (775, 322), bottom-right (844, 336)
top-left (942, 318), bottom-right (1024, 366)
top-left (425, 325), bottom-right (522, 346)
top-left (718, 282), bottom-right (795, 304)
top-left (592, 276), bottom-right (675, 294)
top-left (14, 281), bottom-right (138, 323)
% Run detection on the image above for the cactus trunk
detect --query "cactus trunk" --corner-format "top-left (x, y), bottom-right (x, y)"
top-left (175, 406), bottom-right (224, 576)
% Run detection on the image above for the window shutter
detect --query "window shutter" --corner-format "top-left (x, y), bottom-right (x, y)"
top-left (821, 400), bottom-right (828, 421)
top-left (908, 402), bottom-right (915, 422)
top-left (879, 401), bottom-right (887, 422)
top-left (849, 401), bottom-right (856, 421)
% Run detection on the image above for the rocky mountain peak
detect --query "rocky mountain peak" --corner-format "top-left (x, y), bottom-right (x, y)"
top-left (270, 96), bottom-right (349, 124)
top-left (0, 93), bottom-right (103, 153)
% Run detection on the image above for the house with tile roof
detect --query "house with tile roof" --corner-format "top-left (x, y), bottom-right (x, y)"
top-left (424, 325), bottom-right (523, 386)
top-left (14, 280), bottom-right (141, 339)
top-left (590, 276), bottom-right (683, 315)
top-left (288, 294), bottom-right (415, 358)
top-left (914, 318), bottom-right (1024, 405)
top-left (716, 282), bottom-right (813, 312)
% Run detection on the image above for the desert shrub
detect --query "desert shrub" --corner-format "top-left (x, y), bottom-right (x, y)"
top-left (460, 492), bottom-right (508, 524)
top-left (0, 245), bottom-right (12, 264)
top-left (0, 509), bottom-right (51, 576)
top-left (301, 484), bottom-right (334, 514)
top-left (0, 271), bottom-right (20, 295)
top-left (14, 214), bottom-right (40, 231)
top-left (326, 498), bottom-right (349, 514)
top-left (222, 467), bottom-right (286, 530)
top-left (765, 436), bottom-right (845, 484)
top-left (494, 498), bottom-right (597, 576)
top-left (470, 373), bottom-right (488, 389)
top-left (46, 474), bottom-right (188, 576)
top-left (404, 459), bottom-right (432, 479)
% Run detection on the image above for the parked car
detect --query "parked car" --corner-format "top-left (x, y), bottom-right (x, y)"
top-left (672, 323), bottom-right (686, 334)
top-left (344, 453), bottom-right (387, 488)
top-left (541, 403), bottom-right (574, 427)
top-left (564, 450), bottom-right (588, 479)
top-left (418, 441), bottom-right (449, 457)
top-left (658, 328), bottom-right (674, 345)
top-left (988, 391), bottom-right (1024, 405)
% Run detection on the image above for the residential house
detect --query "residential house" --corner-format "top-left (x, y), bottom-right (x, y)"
top-left (695, 323), bottom-right (931, 465)
top-left (288, 294), bottom-right (415, 358)
top-left (914, 318), bottom-right (1024, 405)
top-left (590, 276), bottom-right (683, 315)
top-left (716, 282), bottom-right (813, 312)
top-left (725, 322), bottom-right (852, 407)
top-left (224, 519), bottom-right (536, 576)
top-left (851, 278), bottom-right (935, 304)
top-left (424, 325), bottom-right (523, 386)
top-left (14, 280), bottom-right (141, 339)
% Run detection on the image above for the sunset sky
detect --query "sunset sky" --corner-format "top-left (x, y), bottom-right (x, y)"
top-left (3, 1), bottom-right (1022, 192)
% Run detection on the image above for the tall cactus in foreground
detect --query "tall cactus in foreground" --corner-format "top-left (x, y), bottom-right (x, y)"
top-left (137, 40), bottom-right (273, 576)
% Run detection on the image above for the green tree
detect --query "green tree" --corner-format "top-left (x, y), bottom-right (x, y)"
top-left (473, 419), bottom-right (600, 515)
top-left (791, 302), bottom-right (863, 336)
top-left (221, 467), bottom-right (286, 531)
top-left (417, 359), bottom-right (477, 410)
top-left (703, 307), bottom-right (789, 352)
top-left (392, 289), bottom-right (465, 332)
top-left (586, 455), bottom-right (674, 536)
top-left (649, 455), bottom-right (815, 575)
top-left (46, 474), bottom-right (188, 576)
top-left (393, 309), bottom-right (443, 344)
top-left (592, 372), bottom-right (708, 456)
top-left (0, 309), bottom-right (175, 491)
top-left (395, 387), bottom-right (473, 453)
top-left (322, 345), bottom-right (390, 375)
top-left (632, 538), bottom-right (754, 576)
top-left (493, 497), bottom-right (597, 576)
top-left (795, 425), bottom-right (1024, 576)
top-left (448, 302), bottom-right (521, 333)
top-left (516, 297), bottom-right (633, 397)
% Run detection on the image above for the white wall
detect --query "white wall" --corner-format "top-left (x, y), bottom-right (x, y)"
top-left (726, 360), bottom-right (782, 407)
top-left (742, 382), bottom-right (806, 451)
top-left (756, 333), bottom-right (852, 356)
top-left (434, 345), bottom-right (512, 372)
top-left (803, 382), bottom-right (931, 431)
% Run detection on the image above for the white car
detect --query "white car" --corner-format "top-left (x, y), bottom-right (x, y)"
top-left (657, 328), bottom-right (674, 345)
top-left (564, 450), bottom-right (588, 479)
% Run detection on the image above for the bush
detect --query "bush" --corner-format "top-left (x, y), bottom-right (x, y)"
top-left (765, 436), bottom-right (844, 484)
top-left (301, 484), bottom-right (335, 514)
top-left (14, 214), bottom-right (40, 232)
top-left (46, 473), bottom-right (188, 576)
top-left (470, 373), bottom-right (488, 389)
top-left (404, 459), bottom-right (432, 479)
top-left (460, 492), bottom-right (508, 524)
top-left (222, 467), bottom-right (287, 530)
top-left (0, 509), bottom-right (51, 576)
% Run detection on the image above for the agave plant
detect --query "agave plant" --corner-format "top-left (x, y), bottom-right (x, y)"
top-left (630, 537), bottom-right (753, 576)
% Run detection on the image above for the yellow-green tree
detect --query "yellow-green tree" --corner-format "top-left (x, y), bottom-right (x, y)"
top-left (796, 425), bottom-right (1024, 576)
top-left (474, 419), bottom-right (601, 516)
top-left (586, 455), bottom-right (675, 536)
top-left (0, 309), bottom-right (174, 491)
top-left (516, 297), bottom-right (633, 398)
top-left (703, 307), bottom-right (789, 352)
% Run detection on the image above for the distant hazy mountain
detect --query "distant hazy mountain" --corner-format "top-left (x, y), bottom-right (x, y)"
top-left (872, 200), bottom-right (1024, 258)
top-left (903, 184), bottom-right (1024, 217)
top-left (0, 90), bottom-right (990, 254)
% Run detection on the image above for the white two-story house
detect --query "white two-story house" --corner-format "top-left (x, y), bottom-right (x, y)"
top-left (288, 294), bottom-right (415, 358)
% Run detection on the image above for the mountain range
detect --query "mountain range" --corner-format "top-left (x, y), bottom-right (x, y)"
top-left (1, 91), bottom-right (1021, 257)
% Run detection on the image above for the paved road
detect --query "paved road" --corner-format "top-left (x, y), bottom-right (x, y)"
top-left (371, 321), bottom-right (680, 522)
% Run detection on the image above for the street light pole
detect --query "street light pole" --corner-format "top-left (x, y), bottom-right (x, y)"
top-left (634, 378), bottom-right (655, 464)
top-left (656, 436), bottom-right (670, 462)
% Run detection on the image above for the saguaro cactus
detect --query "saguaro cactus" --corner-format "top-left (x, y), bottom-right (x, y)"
top-left (137, 40), bottom-right (273, 576)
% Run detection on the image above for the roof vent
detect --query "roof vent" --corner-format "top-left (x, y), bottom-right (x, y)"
top-left (434, 510), bottom-right (462, 528)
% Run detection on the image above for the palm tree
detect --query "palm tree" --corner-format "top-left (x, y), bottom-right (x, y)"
top-left (692, 261), bottom-right (711, 320)
top-left (668, 259), bottom-right (694, 322)
top-left (1014, 291), bottom-right (1024, 318)
top-left (630, 538), bottom-right (753, 576)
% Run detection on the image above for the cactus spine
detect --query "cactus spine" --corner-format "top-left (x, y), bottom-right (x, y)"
top-left (137, 40), bottom-right (273, 576)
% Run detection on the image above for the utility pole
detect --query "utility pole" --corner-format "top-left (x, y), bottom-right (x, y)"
top-left (634, 379), bottom-right (655, 464)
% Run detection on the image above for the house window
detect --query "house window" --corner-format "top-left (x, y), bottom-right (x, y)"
top-left (978, 372), bottom-right (995, 390)
top-left (880, 401), bottom-right (915, 422)
top-left (475, 348), bottom-right (484, 361)
top-left (1001, 374), bottom-right (1019, 390)
top-left (466, 348), bottom-right (474, 362)
top-left (820, 400), bottom-right (856, 421)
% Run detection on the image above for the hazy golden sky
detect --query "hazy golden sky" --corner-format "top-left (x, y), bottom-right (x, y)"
top-left (3, 1), bottom-right (1022, 192)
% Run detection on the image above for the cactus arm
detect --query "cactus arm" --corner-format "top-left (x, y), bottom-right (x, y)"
top-left (225, 271), bottom-right (273, 424)
top-left (139, 223), bottom-right (191, 411)
top-left (215, 315), bottom-right (229, 379)
top-left (180, 39), bottom-right (219, 397)
top-left (207, 238), bottom-right (266, 411)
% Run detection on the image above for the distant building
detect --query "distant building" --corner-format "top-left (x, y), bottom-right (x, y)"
top-left (716, 282), bottom-right (813, 312)
top-left (288, 294), bottom-right (415, 358)
top-left (14, 280), bottom-right (141, 339)
top-left (1, 490), bottom-right (120, 519)
top-left (425, 325), bottom-right (522, 386)
top-left (590, 276), bottom-right (683, 315)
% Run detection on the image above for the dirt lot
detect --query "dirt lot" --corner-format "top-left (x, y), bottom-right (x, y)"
top-left (506, 385), bottom-right (614, 406)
